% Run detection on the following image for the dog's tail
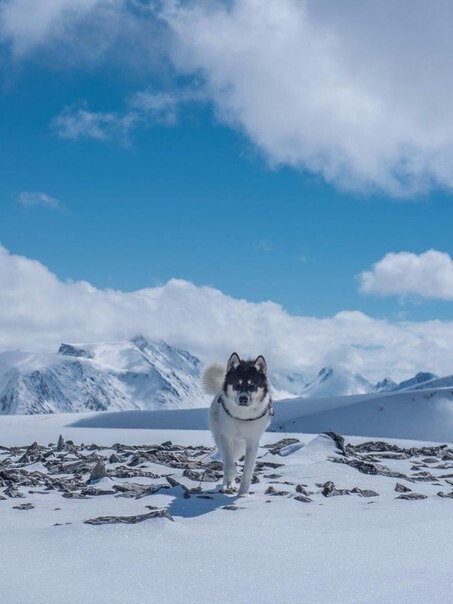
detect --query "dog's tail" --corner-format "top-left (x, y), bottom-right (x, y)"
top-left (202, 363), bottom-right (225, 395)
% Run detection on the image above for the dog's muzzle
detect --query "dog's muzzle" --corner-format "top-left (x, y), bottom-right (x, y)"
top-left (237, 392), bottom-right (250, 406)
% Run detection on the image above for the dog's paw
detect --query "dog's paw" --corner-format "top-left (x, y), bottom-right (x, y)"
top-left (220, 484), bottom-right (238, 495)
top-left (238, 486), bottom-right (250, 497)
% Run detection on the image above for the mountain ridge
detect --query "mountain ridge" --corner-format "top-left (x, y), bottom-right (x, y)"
top-left (0, 338), bottom-right (448, 414)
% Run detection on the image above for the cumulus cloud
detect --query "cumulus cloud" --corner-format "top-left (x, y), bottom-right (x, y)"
top-left (2, 244), bottom-right (453, 382)
top-left (5, 1), bottom-right (453, 193)
top-left (359, 250), bottom-right (453, 300)
top-left (17, 191), bottom-right (59, 209)
top-left (162, 0), bottom-right (453, 195)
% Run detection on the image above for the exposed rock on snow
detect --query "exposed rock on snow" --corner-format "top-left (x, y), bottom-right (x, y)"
top-left (85, 509), bottom-right (174, 524)
top-left (395, 492), bottom-right (428, 500)
top-left (1, 433), bottom-right (451, 526)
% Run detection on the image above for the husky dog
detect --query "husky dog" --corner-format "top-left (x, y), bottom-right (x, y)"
top-left (203, 352), bottom-right (273, 496)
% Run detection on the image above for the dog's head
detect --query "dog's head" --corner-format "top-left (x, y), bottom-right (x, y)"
top-left (223, 352), bottom-right (269, 407)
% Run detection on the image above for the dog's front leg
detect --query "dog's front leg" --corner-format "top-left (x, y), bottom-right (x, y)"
top-left (238, 440), bottom-right (259, 497)
top-left (218, 436), bottom-right (237, 493)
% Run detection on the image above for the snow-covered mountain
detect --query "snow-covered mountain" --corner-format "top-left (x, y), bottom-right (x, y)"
top-left (1, 336), bottom-right (451, 416)
top-left (271, 370), bottom-right (307, 399)
top-left (280, 366), bottom-right (443, 398)
top-left (0, 337), bottom-right (208, 414)
top-left (395, 371), bottom-right (438, 391)
top-left (296, 366), bottom-right (373, 398)
top-left (372, 377), bottom-right (398, 392)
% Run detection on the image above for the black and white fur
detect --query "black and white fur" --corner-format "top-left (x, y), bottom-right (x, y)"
top-left (203, 352), bottom-right (272, 496)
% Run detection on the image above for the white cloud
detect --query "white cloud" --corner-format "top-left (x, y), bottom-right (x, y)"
top-left (162, 0), bottom-right (453, 195)
top-left (52, 105), bottom-right (128, 141)
top-left (17, 191), bottom-right (59, 209)
top-left (255, 240), bottom-right (274, 253)
top-left (2, 244), bottom-right (453, 382)
top-left (359, 250), bottom-right (453, 300)
top-left (0, 0), bottom-right (109, 56)
top-left (52, 89), bottom-right (201, 141)
top-left (5, 1), bottom-right (453, 193)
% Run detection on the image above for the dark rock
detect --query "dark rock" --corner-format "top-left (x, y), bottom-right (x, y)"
top-left (84, 509), bottom-right (174, 525)
top-left (395, 483), bottom-right (412, 493)
top-left (109, 454), bottom-right (121, 464)
top-left (255, 461), bottom-right (285, 470)
top-left (321, 481), bottom-right (350, 497)
top-left (437, 491), bottom-right (453, 499)
top-left (222, 505), bottom-right (241, 511)
top-left (13, 502), bottom-right (34, 510)
top-left (265, 486), bottom-right (289, 496)
top-left (350, 487), bottom-right (379, 498)
top-left (113, 482), bottom-right (168, 499)
top-left (182, 468), bottom-right (221, 482)
top-left (166, 475), bottom-right (188, 491)
top-left (411, 471), bottom-right (436, 481)
top-left (56, 435), bottom-right (65, 452)
top-left (323, 432), bottom-right (346, 454)
top-left (294, 494), bottom-right (312, 503)
top-left (333, 459), bottom-right (378, 475)
top-left (134, 484), bottom-right (168, 499)
top-left (350, 441), bottom-right (405, 455)
top-left (395, 493), bottom-right (428, 500)
top-left (86, 460), bottom-right (107, 484)
top-left (204, 460), bottom-right (223, 471)
top-left (332, 457), bottom-right (412, 481)
top-left (263, 474), bottom-right (282, 479)
top-left (264, 438), bottom-right (301, 455)
top-left (4, 486), bottom-right (24, 498)
top-left (81, 487), bottom-right (116, 496)
top-left (295, 484), bottom-right (311, 496)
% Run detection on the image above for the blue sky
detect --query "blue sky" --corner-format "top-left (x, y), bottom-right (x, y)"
top-left (2, 1), bottom-right (453, 377)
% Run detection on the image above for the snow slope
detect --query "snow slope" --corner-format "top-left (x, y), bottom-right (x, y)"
top-left (273, 389), bottom-right (453, 442)
top-left (70, 386), bottom-right (453, 443)
top-left (0, 412), bottom-right (451, 604)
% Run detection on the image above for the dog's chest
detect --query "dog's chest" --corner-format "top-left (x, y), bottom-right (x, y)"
top-left (223, 413), bottom-right (269, 440)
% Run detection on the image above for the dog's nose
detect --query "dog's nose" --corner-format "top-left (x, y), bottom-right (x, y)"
top-left (238, 394), bottom-right (249, 405)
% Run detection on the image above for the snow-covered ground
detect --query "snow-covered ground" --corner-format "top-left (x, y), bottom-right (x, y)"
top-left (1, 411), bottom-right (452, 604)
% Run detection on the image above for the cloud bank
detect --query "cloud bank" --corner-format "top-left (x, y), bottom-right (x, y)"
top-left (4, 1), bottom-right (453, 194)
top-left (2, 244), bottom-right (453, 381)
top-left (359, 250), bottom-right (453, 300)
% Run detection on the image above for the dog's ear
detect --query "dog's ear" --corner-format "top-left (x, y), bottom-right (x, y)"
top-left (254, 355), bottom-right (267, 374)
top-left (227, 352), bottom-right (241, 372)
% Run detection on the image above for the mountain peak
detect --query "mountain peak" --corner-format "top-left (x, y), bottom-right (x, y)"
top-left (58, 343), bottom-right (94, 359)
